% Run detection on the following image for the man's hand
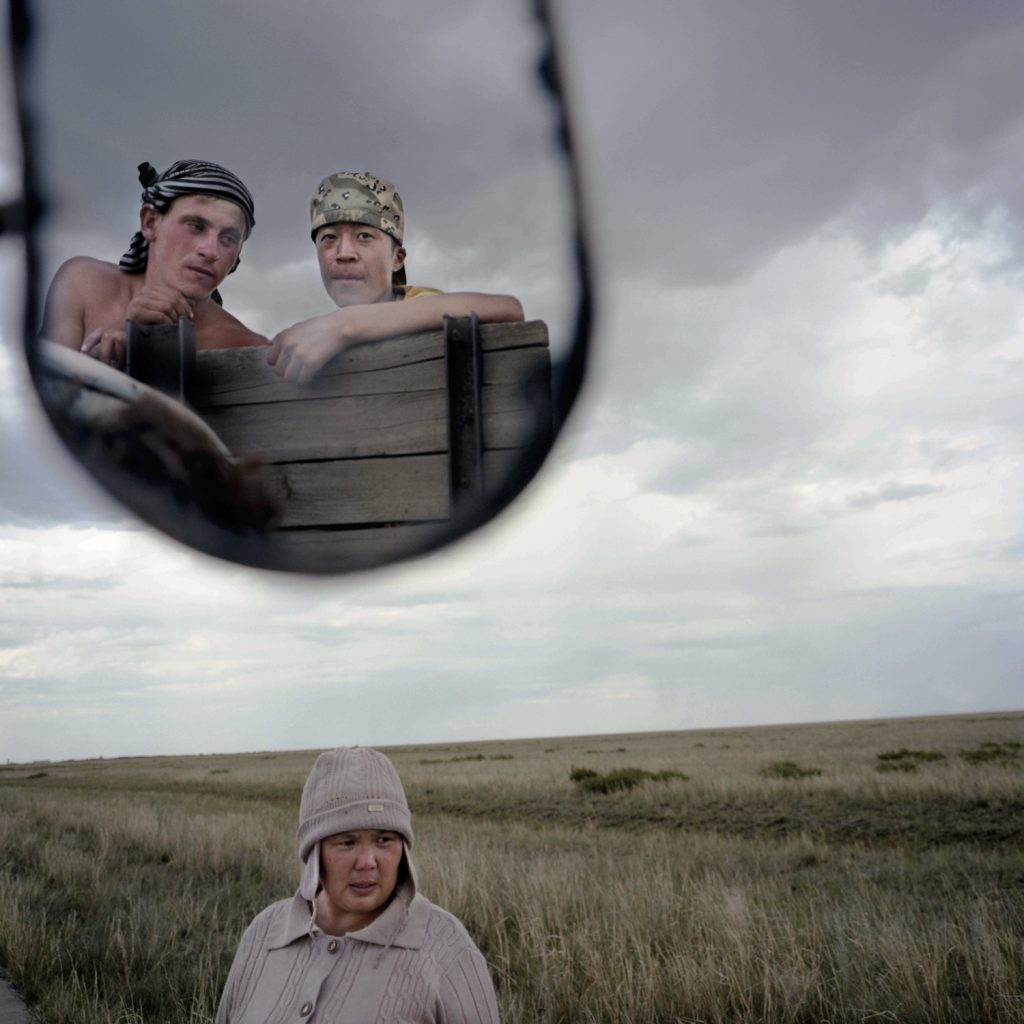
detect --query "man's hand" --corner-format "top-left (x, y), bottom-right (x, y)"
top-left (267, 313), bottom-right (349, 385)
top-left (124, 285), bottom-right (194, 326)
top-left (81, 327), bottom-right (127, 368)
top-left (78, 286), bottom-right (193, 369)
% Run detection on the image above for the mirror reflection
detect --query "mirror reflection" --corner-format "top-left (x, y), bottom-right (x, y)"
top-left (21, 0), bottom-right (585, 572)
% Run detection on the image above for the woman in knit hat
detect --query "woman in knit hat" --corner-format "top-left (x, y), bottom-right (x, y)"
top-left (215, 747), bottom-right (500, 1023)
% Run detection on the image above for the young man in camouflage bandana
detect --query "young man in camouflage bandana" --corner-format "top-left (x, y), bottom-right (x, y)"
top-left (43, 159), bottom-right (266, 368)
top-left (267, 172), bottom-right (523, 384)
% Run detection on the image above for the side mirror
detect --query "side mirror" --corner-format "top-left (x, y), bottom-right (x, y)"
top-left (6, 0), bottom-right (593, 573)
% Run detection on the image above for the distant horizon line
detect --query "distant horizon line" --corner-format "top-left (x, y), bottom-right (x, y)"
top-left (4, 706), bottom-right (1021, 768)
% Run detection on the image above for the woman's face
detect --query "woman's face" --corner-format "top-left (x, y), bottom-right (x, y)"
top-left (318, 829), bottom-right (404, 932)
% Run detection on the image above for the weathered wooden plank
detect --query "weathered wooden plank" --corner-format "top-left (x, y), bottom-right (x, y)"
top-left (193, 335), bottom-right (550, 407)
top-left (202, 383), bottom-right (542, 463)
top-left (270, 455), bottom-right (450, 526)
top-left (480, 395), bottom-right (540, 450)
top-left (203, 390), bottom-right (447, 461)
top-left (194, 344), bottom-right (445, 405)
top-left (263, 449), bottom-right (522, 528)
top-left (268, 450), bottom-right (525, 569)
top-left (477, 319), bottom-right (549, 351)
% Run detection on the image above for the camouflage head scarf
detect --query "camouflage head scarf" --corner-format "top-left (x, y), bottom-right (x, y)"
top-left (309, 172), bottom-right (406, 286)
top-left (118, 159), bottom-right (255, 277)
top-left (309, 172), bottom-right (405, 244)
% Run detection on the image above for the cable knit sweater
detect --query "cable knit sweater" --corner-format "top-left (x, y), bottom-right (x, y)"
top-left (214, 881), bottom-right (500, 1024)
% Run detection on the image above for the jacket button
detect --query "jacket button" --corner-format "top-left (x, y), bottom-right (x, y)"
top-left (300, 1001), bottom-right (313, 1016)
top-left (327, 939), bottom-right (339, 954)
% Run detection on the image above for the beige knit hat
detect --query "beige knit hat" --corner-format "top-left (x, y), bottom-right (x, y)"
top-left (297, 747), bottom-right (414, 900)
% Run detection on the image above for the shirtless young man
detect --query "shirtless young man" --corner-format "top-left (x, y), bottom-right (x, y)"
top-left (42, 159), bottom-right (266, 367)
top-left (267, 172), bottom-right (523, 384)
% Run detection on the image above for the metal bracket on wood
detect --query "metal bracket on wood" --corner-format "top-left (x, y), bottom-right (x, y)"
top-left (125, 317), bottom-right (196, 402)
top-left (443, 314), bottom-right (483, 515)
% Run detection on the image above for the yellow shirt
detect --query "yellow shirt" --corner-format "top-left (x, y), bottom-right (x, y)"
top-left (396, 285), bottom-right (442, 300)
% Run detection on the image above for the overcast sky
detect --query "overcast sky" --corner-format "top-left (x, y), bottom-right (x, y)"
top-left (1, 0), bottom-right (1022, 763)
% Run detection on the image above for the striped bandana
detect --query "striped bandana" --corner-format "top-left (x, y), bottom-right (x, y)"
top-left (118, 160), bottom-right (255, 277)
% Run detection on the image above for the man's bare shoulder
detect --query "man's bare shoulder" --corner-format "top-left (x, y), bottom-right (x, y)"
top-left (43, 256), bottom-right (133, 346)
top-left (51, 255), bottom-right (126, 292)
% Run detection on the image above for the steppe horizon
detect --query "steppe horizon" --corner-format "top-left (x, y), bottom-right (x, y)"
top-left (6, 706), bottom-right (1022, 767)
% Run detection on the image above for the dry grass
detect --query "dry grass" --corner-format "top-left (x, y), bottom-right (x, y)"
top-left (1, 711), bottom-right (1022, 1023)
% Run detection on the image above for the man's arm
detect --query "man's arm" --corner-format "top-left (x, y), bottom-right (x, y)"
top-left (267, 292), bottom-right (524, 384)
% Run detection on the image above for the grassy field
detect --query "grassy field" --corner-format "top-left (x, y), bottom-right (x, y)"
top-left (1, 711), bottom-right (1022, 1023)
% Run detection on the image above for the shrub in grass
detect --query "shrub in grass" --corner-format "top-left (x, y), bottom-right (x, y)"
top-left (960, 741), bottom-right (1021, 766)
top-left (419, 753), bottom-right (488, 765)
top-left (577, 768), bottom-right (651, 794)
top-left (761, 761), bottom-right (822, 780)
top-left (569, 766), bottom-right (688, 793)
top-left (875, 748), bottom-right (946, 773)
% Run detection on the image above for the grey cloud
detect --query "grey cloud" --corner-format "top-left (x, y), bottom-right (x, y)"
top-left (744, 519), bottom-right (817, 540)
top-left (847, 481), bottom-right (945, 509)
top-left (0, 573), bottom-right (120, 591)
top-left (624, 585), bottom-right (1024, 725)
top-left (648, 632), bottom-right (771, 655)
top-left (0, 454), bottom-right (131, 528)
top-left (0, 405), bottom-right (136, 526)
top-left (0, 624), bottom-right (47, 646)
top-left (1, 672), bottom-right (136, 705)
top-left (562, 0), bottom-right (1024, 285)
top-left (582, 297), bottom-right (838, 487)
top-left (995, 537), bottom-right (1024, 562)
